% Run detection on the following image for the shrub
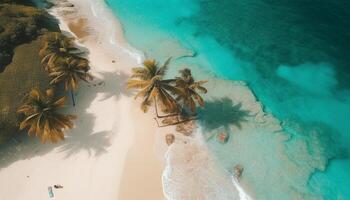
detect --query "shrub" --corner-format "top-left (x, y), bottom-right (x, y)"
top-left (0, 3), bottom-right (60, 70)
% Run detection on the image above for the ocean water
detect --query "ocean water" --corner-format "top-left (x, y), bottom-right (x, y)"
top-left (105, 0), bottom-right (350, 199)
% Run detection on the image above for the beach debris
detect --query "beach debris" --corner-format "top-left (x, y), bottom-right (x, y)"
top-left (165, 134), bottom-right (175, 146)
top-left (233, 165), bottom-right (244, 178)
top-left (48, 186), bottom-right (54, 198)
top-left (66, 3), bottom-right (74, 7)
top-left (54, 184), bottom-right (64, 189)
top-left (217, 132), bottom-right (229, 143)
top-left (176, 120), bottom-right (196, 136)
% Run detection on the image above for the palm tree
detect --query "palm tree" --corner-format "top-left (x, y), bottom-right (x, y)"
top-left (175, 68), bottom-right (207, 114)
top-left (17, 88), bottom-right (76, 143)
top-left (48, 57), bottom-right (93, 106)
top-left (127, 58), bottom-right (182, 117)
top-left (39, 32), bottom-right (83, 71)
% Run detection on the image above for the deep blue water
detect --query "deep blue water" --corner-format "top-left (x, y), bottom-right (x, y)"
top-left (106, 0), bottom-right (350, 199)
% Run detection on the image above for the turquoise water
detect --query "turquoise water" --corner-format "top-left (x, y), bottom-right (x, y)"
top-left (105, 0), bottom-right (350, 199)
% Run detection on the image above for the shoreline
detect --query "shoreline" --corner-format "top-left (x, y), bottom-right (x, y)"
top-left (50, 0), bottom-right (166, 199)
top-left (0, 0), bottom-right (256, 199)
top-left (51, 1), bottom-right (255, 199)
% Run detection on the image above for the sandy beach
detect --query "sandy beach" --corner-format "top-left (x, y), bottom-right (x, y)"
top-left (0, 0), bottom-right (164, 199)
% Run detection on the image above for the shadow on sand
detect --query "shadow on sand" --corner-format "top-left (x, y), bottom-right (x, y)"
top-left (57, 71), bottom-right (130, 158)
top-left (0, 68), bottom-right (130, 169)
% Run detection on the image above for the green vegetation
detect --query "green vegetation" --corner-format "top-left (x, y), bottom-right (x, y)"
top-left (0, 0), bottom-right (34, 5)
top-left (0, 2), bottom-right (59, 71)
top-left (39, 32), bottom-right (84, 71)
top-left (0, 39), bottom-right (50, 143)
top-left (40, 32), bottom-right (93, 106)
top-left (127, 58), bottom-right (207, 126)
top-left (48, 55), bottom-right (93, 106)
top-left (15, 32), bottom-right (93, 143)
top-left (175, 68), bottom-right (207, 113)
top-left (0, 2), bottom-right (92, 143)
top-left (17, 88), bottom-right (76, 143)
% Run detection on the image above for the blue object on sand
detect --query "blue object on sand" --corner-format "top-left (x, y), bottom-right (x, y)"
top-left (48, 186), bottom-right (54, 198)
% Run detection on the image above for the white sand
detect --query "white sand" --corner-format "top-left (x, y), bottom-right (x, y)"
top-left (0, 0), bottom-right (164, 199)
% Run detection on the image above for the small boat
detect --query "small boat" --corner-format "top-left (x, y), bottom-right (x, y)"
top-left (48, 186), bottom-right (54, 198)
top-left (217, 132), bottom-right (229, 143)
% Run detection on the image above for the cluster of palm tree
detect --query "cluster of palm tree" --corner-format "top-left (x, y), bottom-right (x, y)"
top-left (39, 32), bottom-right (82, 71)
top-left (127, 58), bottom-right (208, 126)
top-left (17, 32), bottom-right (92, 143)
top-left (40, 32), bottom-right (93, 106)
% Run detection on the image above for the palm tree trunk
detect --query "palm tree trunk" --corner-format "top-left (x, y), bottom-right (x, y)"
top-left (71, 89), bottom-right (76, 107)
top-left (153, 97), bottom-right (178, 118)
top-left (154, 116), bottom-right (198, 127)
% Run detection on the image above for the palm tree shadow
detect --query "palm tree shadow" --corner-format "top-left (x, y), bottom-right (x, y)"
top-left (93, 71), bottom-right (131, 101)
top-left (0, 71), bottom-right (131, 169)
top-left (197, 98), bottom-right (252, 132)
top-left (57, 71), bottom-right (131, 158)
top-left (0, 31), bottom-right (131, 168)
top-left (0, 133), bottom-right (61, 170)
top-left (58, 130), bottom-right (110, 158)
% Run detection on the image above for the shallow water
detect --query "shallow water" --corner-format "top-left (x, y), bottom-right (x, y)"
top-left (105, 0), bottom-right (350, 199)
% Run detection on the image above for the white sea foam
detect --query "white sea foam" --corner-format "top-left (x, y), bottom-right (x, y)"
top-left (161, 127), bottom-right (244, 200)
top-left (58, 0), bottom-right (254, 199)
top-left (231, 176), bottom-right (253, 200)
top-left (85, 0), bottom-right (144, 63)
top-left (86, 2), bottom-right (253, 198)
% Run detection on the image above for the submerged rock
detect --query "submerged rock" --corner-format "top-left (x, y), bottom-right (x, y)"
top-left (217, 132), bottom-right (229, 143)
top-left (165, 134), bottom-right (175, 146)
top-left (233, 165), bottom-right (244, 178)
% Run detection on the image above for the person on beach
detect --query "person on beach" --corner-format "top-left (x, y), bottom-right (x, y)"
top-left (54, 184), bottom-right (63, 189)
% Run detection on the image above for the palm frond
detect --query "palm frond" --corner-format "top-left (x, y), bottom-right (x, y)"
top-left (29, 89), bottom-right (41, 101)
top-left (140, 99), bottom-right (152, 112)
top-left (192, 92), bottom-right (205, 107)
top-left (16, 88), bottom-right (75, 143)
top-left (52, 97), bottom-right (66, 108)
top-left (196, 85), bottom-right (208, 93)
top-left (157, 57), bottom-right (172, 76)
top-left (45, 88), bottom-right (55, 98)
top-left (173, 68), bottom-right (208, 113)
top-left (143, 59), bottom-right (157, 71)
top-left (126, 79), bottom-right (150, 89)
